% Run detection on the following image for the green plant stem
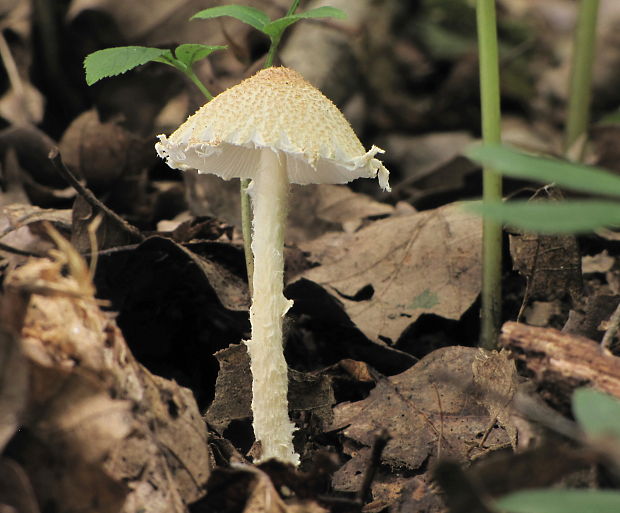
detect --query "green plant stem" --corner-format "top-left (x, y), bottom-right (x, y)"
top-left (264, 36), bottom-right (280, 68)
top-left (564, 0), bottom-right (600, 155)
top-left (184, 67), bottom-right (214, 100)
top-left (177, 62), bottom-right (255, 292)
top-left (286, 0), bottom-right (300, 16)
top-left (264, 0), bottom-right (300, 68)
top-left (476, 0), bottom-right (503, 350)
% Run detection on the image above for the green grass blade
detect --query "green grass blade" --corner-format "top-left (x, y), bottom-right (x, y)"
top-left (573, 388), bottom-right (620, 439)
top-left (262, 6), bottom-right (346, 38)
top-left (497, 489), bottom-right (620, 513)
top-left (471, 199), bottom-right (620, 233)
top-left (191, 5), bottom-right (270, 32)
top-left (467, 144), bottom-right (620, 198)
top-left (84, 46), bottom-right (172, 85)
top-left (174, 44), bottom-right (227, 68)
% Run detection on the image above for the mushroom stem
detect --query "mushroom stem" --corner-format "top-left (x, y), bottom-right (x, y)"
top-left (244, 148), bottom-right (298, 465)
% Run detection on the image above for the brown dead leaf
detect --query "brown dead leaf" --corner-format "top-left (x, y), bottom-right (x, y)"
top-left (186, 175), bottom-right (393, 243)
top-left (331, 347), bottom-right (512, 477)
top-left (287, 184), bottom-right (394, 242)
top-left (298, 203), bottom-right (482, 343)
top-left (2, 241), bottom-right (211, 512)
top-left (0, 459), bottom-right (40, 513)
top-left (58, 109), bottom-right (142, 191)
top-left (509, 230), bottom-right (582, 304)
top-left (206, 343), bottom-right (335, 437)
top-left (471, 350), bottom-right (519, 449)
top-left (0, 327), bottom-right (27, 452)
top-left (381, 131), bottom-right (473, 183)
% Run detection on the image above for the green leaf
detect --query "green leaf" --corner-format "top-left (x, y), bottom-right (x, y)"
top-left (497, 489), bottom-right (620, 513)
top-left (262, 6), bottom-right (346, 38)
top-left (191, 5), bottom-right (270, 32)
top-left (470, 200), bottom-right (620, 234)
top-left (84, 46), bottom-right (173, 85)
top-left (466, 144), bottom-right (620, 199)
top-left (174, 44), bottom-right (227, 68)
top-left (573, 388), bottom-right (620, 440)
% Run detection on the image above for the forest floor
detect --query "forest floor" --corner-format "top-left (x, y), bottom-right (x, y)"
top-left (3, 1), bottom-right (620, 512)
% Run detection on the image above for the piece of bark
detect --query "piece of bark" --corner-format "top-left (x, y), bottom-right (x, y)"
top-left (500, 321), bottom-right (620, 399)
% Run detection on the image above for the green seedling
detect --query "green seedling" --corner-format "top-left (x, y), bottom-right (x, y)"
top-left (191, 3), bottom-right (345, 67)
top-left (84, 44), bottom-right (226, 99)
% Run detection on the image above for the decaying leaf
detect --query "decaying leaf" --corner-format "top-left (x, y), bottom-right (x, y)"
top-left (58, 109), bottom-right (148, 191)
top-left (298, 203), bottom-right (482, 342)
top-left (1, 239), bottom-right (211, 513)
top-left (185, 176), bottom-right (394, 243)
top-left (0, 327), bottom-right (27, 452)
top-left (206, 343), bottom-right (335, 437)
top-left (331, 346), bottom-right (514, 495)
top-left (509, 231), bottom-right (583, 304)
top-left (471, 350), bottom-right (519, 449)
top-left (0, 458), bottom-right (40, 513)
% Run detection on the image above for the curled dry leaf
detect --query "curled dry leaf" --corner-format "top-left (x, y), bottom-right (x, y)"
top-left (297, 202), bottom-right (482, 343)
top-left (1, 242), bottom-right (211, 513)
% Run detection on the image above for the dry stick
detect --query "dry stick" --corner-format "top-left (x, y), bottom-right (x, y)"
top-left (355, 429), bottom-right (391, 504)
top-left (48, 148), bottom-right (144, 242)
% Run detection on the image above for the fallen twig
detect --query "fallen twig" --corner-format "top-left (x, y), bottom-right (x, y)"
top-left (48, 147), bottom-right (144, 242)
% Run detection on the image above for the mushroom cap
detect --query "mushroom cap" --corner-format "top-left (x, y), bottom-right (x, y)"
top-left (155, 67), bottom-right (389, 190)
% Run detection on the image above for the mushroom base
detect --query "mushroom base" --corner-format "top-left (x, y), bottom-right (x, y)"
top-left (244, 148), bottom-right (298, 465)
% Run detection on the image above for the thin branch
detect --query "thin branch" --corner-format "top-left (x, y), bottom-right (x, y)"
top-left (48, 147), bottom-right (144, 242)
top-left (356, 429), bottom-right (391, 504)
top-left (0, 241), bottom-right (44, 258)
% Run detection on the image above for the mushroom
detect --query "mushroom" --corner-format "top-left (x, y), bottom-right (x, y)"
top-left (155, 66), bottom-right (390, 465)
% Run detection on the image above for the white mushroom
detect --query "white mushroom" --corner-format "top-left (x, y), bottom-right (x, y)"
top-left (156, 66), bottom-right (390, 465)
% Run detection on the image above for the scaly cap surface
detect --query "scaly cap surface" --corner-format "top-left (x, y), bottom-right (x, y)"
top-left (156, 67), bottom-right (389, 190)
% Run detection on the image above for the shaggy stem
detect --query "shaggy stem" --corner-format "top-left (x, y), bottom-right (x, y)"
top-left (244, 149), bottom-right (298, 465)
top-left (240, 178), bottom-right (254, 294)
top-left (476, 0), bottom-right (503, 350)
top-left (565, 0), bottom-right (600, 155)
